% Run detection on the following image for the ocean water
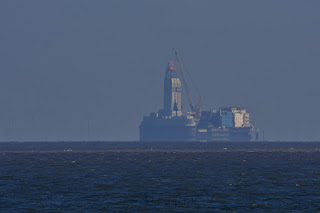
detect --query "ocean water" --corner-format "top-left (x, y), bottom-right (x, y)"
top-left (1, 142), bottom-right (320, 212)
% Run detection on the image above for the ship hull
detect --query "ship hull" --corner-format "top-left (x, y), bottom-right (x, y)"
top-left (139, 115), bottom-right (196, 141)
top-left (140, 126), bottom-right (196, 141)
top-left (196, 126), bottom-right (254, 142)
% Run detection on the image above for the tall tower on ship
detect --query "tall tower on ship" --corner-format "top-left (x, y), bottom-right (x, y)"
top-left (163, 61), bottom-right (182, 116)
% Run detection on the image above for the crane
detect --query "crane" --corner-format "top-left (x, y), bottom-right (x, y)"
top-left (173, 49), bottom-right (202, 118)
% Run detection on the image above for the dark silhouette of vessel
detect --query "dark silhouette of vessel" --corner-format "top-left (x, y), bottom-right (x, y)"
top-left (139, 57), bottom-right (256, 142)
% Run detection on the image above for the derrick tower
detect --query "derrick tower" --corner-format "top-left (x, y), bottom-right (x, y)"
top-left (163, 61), bottom-right (182, 116)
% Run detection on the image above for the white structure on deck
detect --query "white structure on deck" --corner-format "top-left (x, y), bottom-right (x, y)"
top-left (231, 108), bottom-right (251, 128)
top-left (162, 61), bottom-right (182, 117)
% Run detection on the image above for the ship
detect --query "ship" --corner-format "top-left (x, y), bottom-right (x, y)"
top-left (139, 51), bottom-right (257, 142)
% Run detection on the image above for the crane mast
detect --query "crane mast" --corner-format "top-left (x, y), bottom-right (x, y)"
top-left (174, 49), bottom-right (195, 112)
top-left (174, 49), bottom-right (201, 118)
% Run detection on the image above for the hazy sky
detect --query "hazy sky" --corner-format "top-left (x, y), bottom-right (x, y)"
top-left (0, 1), bottom-right (319, 141)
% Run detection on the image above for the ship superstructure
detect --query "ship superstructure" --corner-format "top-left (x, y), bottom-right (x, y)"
top-left (197, 107), bottom-right (254, 141)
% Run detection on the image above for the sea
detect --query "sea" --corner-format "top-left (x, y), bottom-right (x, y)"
top-left (1, 141), bottom-right (320, 212)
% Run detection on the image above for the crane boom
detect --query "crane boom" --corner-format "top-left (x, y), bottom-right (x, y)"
top-left (174, 49), bottom-right (195, 112)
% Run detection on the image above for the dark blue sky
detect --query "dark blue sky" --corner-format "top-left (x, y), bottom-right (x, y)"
top-left (0, 1), bottom-right (319, 141)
